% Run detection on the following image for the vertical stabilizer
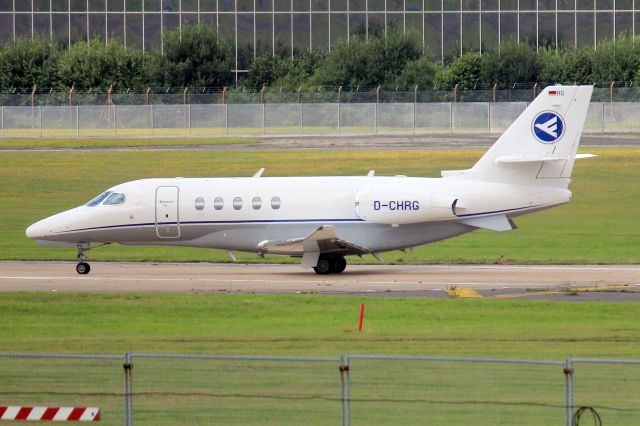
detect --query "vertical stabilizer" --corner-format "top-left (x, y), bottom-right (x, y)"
top-left (443, 85), bottom-right (593, 187)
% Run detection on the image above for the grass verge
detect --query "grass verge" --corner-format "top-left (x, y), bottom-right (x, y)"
top-left (0, 136), bottom-right (256, 150)
top-left (1, 293), bottom-right (639, 357)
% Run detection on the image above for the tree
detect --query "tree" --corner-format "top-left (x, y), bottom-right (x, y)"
top-left (57, 39), bottom-right (149, 90)
top-left (309, 31), bottom-right (423, 88)
top-left (394, 57), bottom-right (440, 88)
top-left (434, 52), bottom-right (483, 89)
top-left (0, 38), bottom-right (62, 90)
top-left (481, 42), bottom-right (540, 85)
top-left (151, 24), bottom-right (234, 89)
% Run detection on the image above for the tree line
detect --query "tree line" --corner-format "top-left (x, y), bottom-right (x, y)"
top-left (2, 24), bottom-right (640, 93)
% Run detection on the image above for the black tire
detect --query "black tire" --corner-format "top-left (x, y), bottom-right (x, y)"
top-left (313, 257), bottom-right (332, 275)
top-left (330, 256), bottom-right (347, 274)
top-left (76, 262), bottom-right (91, 275)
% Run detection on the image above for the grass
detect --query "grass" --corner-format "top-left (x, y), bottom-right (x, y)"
top-left (1, 294), bottom-right (639, 425)
top-left (0, 136), bottom-right (256, 149)
top-left (1, 146), bottom-right (639, 263)
top-left (1, 293), bottom-right (639, 357)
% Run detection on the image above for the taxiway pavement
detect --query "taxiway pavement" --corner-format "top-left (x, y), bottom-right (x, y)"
top-left (1, 262), bottom-right (639, 301)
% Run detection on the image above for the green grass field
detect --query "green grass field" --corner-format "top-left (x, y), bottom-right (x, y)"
top-left (0, 136), bottom-right (255, 149)
top-left (2, 293), bottom-right (638, 358)
top-left (2, 294), bottom-right (639, 425)
top-left (1, 146), bottom-right (639, 263)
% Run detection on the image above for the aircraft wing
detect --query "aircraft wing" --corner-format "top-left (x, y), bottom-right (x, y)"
top-left (257, 225), bottom-right (372, 267)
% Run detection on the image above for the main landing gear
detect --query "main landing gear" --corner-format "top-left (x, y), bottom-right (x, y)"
top-left (76, 247), bottom-right (91, 275)
top-left (313, 255), bottom-right (347, 275)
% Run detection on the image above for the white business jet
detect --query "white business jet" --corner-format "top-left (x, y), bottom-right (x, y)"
top-left (27, 85), bottom-right (594, 275)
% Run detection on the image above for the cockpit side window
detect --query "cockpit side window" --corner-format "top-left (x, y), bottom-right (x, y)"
top-left (103, 193), bottom-right (126, 206)
top-left (86, 191), bottom-right (112, 207)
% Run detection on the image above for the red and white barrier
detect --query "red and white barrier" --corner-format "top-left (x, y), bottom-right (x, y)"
top-left (0, 406), bottom-right (100, 422)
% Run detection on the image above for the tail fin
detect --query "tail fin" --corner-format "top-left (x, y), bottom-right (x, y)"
top-left (442, 85), bottom-right (593, 187)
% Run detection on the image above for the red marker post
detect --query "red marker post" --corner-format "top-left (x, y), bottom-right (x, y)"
top-left (358, 303), bottom-right (365, 333)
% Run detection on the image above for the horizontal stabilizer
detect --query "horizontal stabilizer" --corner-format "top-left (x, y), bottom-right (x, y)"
top-left (575, 153), bottom-right (597, 159)
top-left (459, 214), bottom-right (515, 232)
top-left (494, 155), bottom-right (567, 164)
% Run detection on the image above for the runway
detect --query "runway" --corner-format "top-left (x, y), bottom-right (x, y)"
top-left (1, 262), bottom-right (639, 300)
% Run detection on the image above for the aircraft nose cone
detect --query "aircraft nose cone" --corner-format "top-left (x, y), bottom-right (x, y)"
top-left (26, 220), bottom-right (49, 239)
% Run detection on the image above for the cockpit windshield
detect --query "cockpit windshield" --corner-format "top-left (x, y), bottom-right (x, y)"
top-left (104, 193), bottom-right (126, 205)
top-left (86, 191), bottom-right (112, 207)
top-left (85, 191), bottom-right (126, 207)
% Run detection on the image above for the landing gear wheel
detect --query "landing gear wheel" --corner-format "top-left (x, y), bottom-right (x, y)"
top-left (313, 257), bottom-right (332, 275)
top-left (76, 262), bottom-right (91, 275)
top-left (330, 256), bottom-right (347, 274)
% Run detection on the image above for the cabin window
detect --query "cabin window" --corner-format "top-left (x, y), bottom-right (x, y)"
top-left (252, 196), bottom-right (262, 210)
top-left (233, 197), bottom-right (243, 210)
top-left (86, 191), bottom-right (112, 207)
top-left (194, 197), bottom-right (205, 211)
top-left (214, 197), bottom-right (224, 210)
top-left (104, 193), bottom-right (126, 206)
top-left (271, 196), bottom-right (281, 210)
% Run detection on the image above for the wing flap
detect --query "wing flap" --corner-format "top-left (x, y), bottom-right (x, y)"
top-left (258, 225), bottom-right (371, 257)
top-left (459, 214), bottom-right (515, 232)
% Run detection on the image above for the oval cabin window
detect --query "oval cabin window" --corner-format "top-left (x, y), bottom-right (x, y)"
top-left (271, 196), bottom-right (281, 210)
top-left (214, 197), bottom-right (224, 210)
top-left (252, 197), bottom-right (262, 210)
top-left (195, 197), bottom-right (205, 211)
top-left (233, 197), bottom-right (243, 210)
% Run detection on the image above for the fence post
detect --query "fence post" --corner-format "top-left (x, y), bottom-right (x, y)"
top-left (75, 106), bottom-right (79, 137)
top-left (339, 355), bottom-right (346, 426)
top-left (449, 102), bottom-right (454, 133)
top-left (564, 358), bottom-right (574, 426)
top-left (39, 106), bottom-right (42, 137)
top-left (337, 86), bottom-right (342, 135)
top-left (188, 104), bottom-right (192, 137)
top-left (1, 106), bottom-right (4, 138)
top-left (413, 85), bottom-right (417, 135)
top-left (113, 105), bottom-right (117, 136)
top-left (487, 102), bottom-right (491, 132)
top-left (601, 102), bottom-right (605, 134)
top-left (150, 104), bottom-right (154, 136)
top-left (299, 102), bottom-right (303, 135)
top-left (346, 354), bottom-right (351, 426)
top-left (262, 103), bottom-right (266, 134)
top-left (124, 352), bottom-right (133, 426)
top-left (374, 103), bottom-right (378, 133)
top-left (225, 103), bottom-right (229, 135)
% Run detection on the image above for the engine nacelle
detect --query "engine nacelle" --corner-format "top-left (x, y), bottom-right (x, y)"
top-left (355, 187), bottom-right (459, 225)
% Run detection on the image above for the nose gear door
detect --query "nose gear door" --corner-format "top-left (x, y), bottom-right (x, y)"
top-left (155, 186), bottom-right (180, 238)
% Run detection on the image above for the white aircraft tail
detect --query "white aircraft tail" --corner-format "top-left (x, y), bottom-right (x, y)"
top-left (442, 85), bottom-right (594, 187)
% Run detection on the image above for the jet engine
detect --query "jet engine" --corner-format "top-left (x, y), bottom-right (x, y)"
top-left (355, 187), bottom-right (459, 225)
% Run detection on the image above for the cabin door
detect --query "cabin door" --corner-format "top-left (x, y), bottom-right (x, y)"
top-left (155, 186), bottom-right (180, 238)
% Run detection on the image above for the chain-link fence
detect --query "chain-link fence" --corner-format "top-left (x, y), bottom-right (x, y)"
top-left (1, 352), bottom-right (639, 425)
top-left (3, 101), bottom-right (640, 138)
top-left (2, 86), bottom-right (640, 106)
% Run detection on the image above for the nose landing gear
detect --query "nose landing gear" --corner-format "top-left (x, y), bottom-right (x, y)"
top-left (76, 247), bottom-right (91, 275)
top-left (313, 255), bottom-right (347, 275)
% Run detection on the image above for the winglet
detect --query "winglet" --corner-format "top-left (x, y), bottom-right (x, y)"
top-left (253, 168), bottom-right (265, 178)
